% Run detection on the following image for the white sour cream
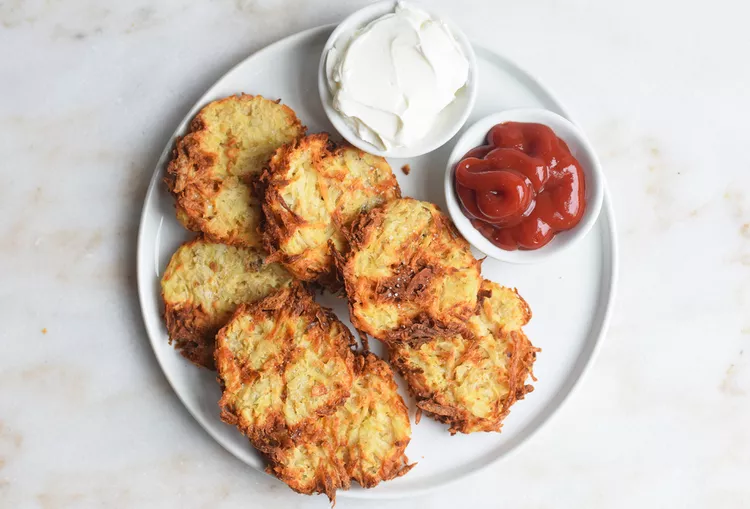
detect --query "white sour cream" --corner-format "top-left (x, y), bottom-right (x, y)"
top-left (326, 3), bottom-right (470, 150)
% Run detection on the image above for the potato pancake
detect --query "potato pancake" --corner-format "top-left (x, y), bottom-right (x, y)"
top-left (390, 280), bottom-right (538, 434)
top-left (261, 133), bottom-right (400, 285)
top-left (160, 239), bottom-right (294, 369)
top-left (338, 198), bottom-right (482, 342)
top-left (265, 353), bottom-right (413, 501)
top-left (166, 94), bottom-right (305, 247)
top-left (215, 286), bottom-right (355, 447)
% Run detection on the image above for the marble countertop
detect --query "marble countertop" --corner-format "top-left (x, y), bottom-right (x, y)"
top-left (1, 0), bottom-right (748, 507)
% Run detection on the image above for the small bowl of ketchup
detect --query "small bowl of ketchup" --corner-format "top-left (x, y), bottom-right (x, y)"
top-left (444, 109), bottom-right (604, 263)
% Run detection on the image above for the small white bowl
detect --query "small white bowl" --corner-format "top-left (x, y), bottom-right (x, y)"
top-left (318, 1), bottom-right (478, 159)
top-left (444, 109), bottom-right (604, 263)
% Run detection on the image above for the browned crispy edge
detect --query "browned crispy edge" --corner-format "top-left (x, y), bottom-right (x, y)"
top-left (265, 451), bottom-right (349, 503)
top-left (389, 285), bottom-right (538, 434)
top-left (215, 285), bottom-right (356, 450)
top-left (161, 237), bottom-right (222, 369)
top-left (164, 300), bottom-right (219, 369)
top-left (334, 198), bottom-right (480, 344)
top-left (511, 287), bottom-right (533, 327)
top-left (164, 94), bottom-right (305, 247)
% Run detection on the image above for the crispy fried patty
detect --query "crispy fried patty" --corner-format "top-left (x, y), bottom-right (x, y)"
top-left (215, 286), bottom-right (355, 447)
top-left (265, 352), bottom-right (413, 501)
top-left (390, 280), bottom-right (538, 434)
top-left (338, 198), bottom-right (482, 342)
top-left (160, 238), bottom-right (293, 369)
top-left (261, 133), bottom-right (400, 285)
top-left (166, 94), bottom-right (305, 247)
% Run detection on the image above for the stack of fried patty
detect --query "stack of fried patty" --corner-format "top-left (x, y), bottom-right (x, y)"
top-left (216, 287), bottom-right (412, 499)
top-left (159, 93), bottom-right (537, 500)
top-left (160, 94), bottom-right (413, 500)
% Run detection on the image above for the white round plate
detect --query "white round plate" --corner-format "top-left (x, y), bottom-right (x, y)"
top-left (137, 25), bottom-right (617, 499)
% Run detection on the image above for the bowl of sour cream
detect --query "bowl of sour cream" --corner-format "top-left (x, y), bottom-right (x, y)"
top-left (319, 1), bottom-right (478, 158)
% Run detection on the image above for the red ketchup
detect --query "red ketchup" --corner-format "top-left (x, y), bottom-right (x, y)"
top-left (454, 122), bottom-right (586, 250)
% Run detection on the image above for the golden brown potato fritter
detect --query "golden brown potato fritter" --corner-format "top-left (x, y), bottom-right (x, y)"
top-left (215, 286), bottom-right (355, 447)
top-left (390, 280), bottom-right (538, 434)
top-left (160, 238), bottom-right (293, 369)
top-left (166, 94), bottom-right (305, 247)
top-left (338, 198), bottom-right (482, 343)
top-left (265, 352), bottom-right (413, 501)
top-left (261, 133), bottom-right (400, 285)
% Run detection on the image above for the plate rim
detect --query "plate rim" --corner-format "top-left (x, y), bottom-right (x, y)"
top-left (136, 23), bottom-right (618, 500)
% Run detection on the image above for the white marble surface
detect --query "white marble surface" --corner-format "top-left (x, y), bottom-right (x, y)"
top-left (1, 0), bottom-right (748, 507)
